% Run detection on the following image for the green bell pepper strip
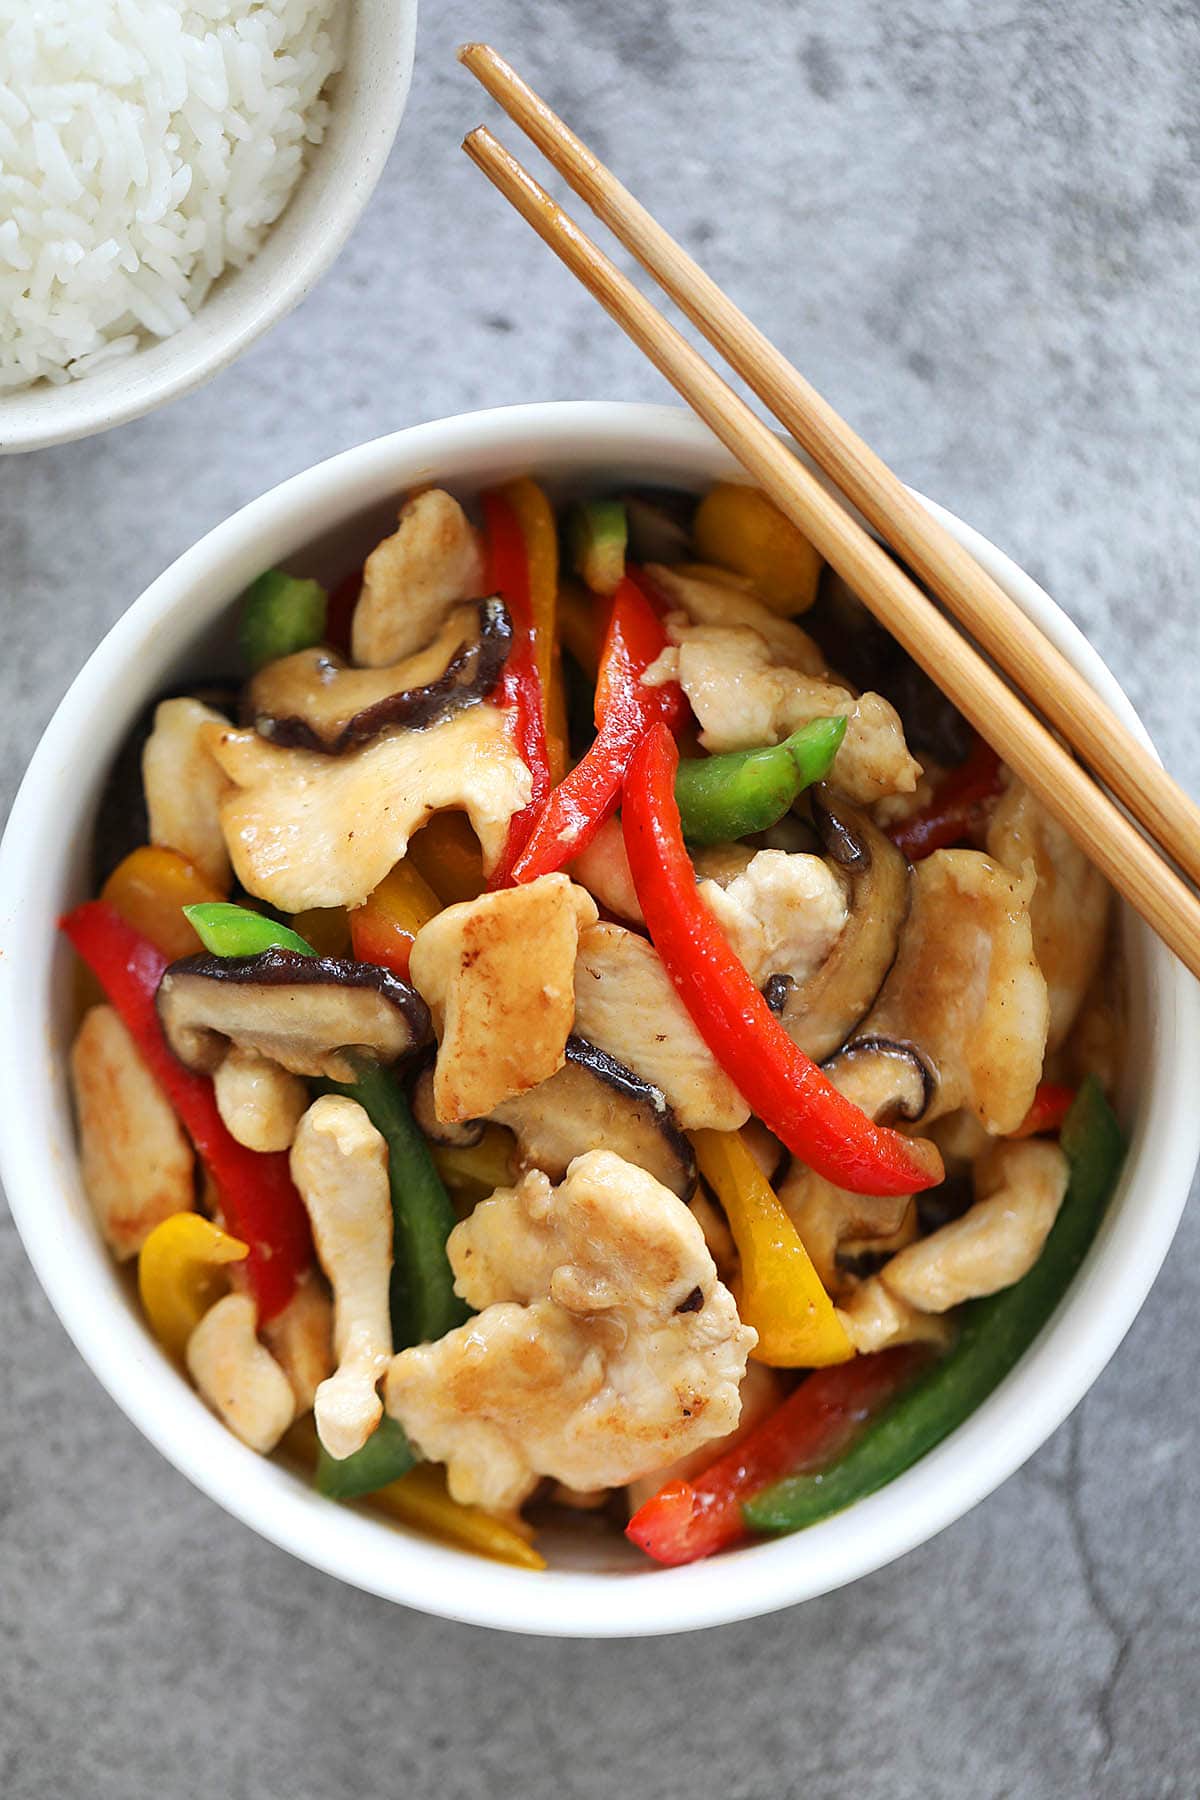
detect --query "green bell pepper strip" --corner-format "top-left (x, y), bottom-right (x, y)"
top-left (743, 1077), bottom-right (1124, 1534)
top-left (183, 902), bottom-right (316, 958)
top-left (182, 901), bottom-right (466, 1347)
top-left (239, 569), bottom-right (328, 674)
top-left (674, 718), bottom-right (847, 847)
top-left (566, 498), bottom-right (628, 596)
top-left (316, 1414), bottom-right (417, 1499)
top-left (318, 1062), bottom-right (468, 1349)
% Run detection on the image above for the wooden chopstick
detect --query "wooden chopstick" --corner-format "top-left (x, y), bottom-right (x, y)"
top-left (460, 121), bottom-right (1200, 983)
top-left (459, 42), bottom-right (1200, 898)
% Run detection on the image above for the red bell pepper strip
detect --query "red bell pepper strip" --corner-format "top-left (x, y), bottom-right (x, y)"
top-left (510, 574), bottom-right (688, 883)
top-left (1011, 1080), bottom-right (1076, 1139)
top-left (887, 735), bottom-right (1005, 861)
top-left (622, 724), bottom-right (943, 1198)
top-left (482, 490), bottom-right (552, 887)
top-left (627, 1346), bottom-right (926, 1565)
top-left (61, 902), bottom-right (312, 1321)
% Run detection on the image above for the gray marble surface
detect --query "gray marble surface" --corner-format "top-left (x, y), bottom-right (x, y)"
top-left (3, 2), bottom-right (1199, 1794)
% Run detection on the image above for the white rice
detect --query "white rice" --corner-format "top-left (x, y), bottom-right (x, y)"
top-left (0, 0), bottom-right (344, 391)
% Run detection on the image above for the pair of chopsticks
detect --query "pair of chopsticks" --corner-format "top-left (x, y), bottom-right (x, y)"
top-left (458, 44), bottom-right (1200, 983)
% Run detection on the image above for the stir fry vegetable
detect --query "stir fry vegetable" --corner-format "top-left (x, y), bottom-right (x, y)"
top-left (482, 488), bottom-right (554, 883)
top-left (62, 902), bottom-right (312, 1319)
top-left (239, 569), bottom-right (328, 673)
top-left (623, 724), bottom-right (943, 1198)
top-left (627, 1346), bottom-right (926, 1565)
top-left (349, 860), bottom-right (441, 981)
top-left (510, 574), bottom-right (686, 882)
top-left (692, 1128), bottom-right (852, 1367)
top-left (101, 845), bottom-right (224, 960)
top-left (184, 902), bottom-right (316, 958)
top-left (675, 717), bottom-right (846, 846)
top-left (887, 735), bottom-right (1004, 860)
top-left (138, 1212), bottom-right (249, 1363)
top-left (745, 1079), bottom-right (1123, 1533)
top-left (567, 498), bottom-right (627, 595)
top-left (316, 1414), bottom-right (416, 1499)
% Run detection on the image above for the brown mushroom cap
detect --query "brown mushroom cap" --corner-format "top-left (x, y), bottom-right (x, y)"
top-left (247, 597), bottom-right (511, 754)
top-left (768, 785), bottom-right (910, 1061)
top-left (489, 1036), bottom-right (697, 1200)
top-left (157, 949), bottom-right (431, 1082)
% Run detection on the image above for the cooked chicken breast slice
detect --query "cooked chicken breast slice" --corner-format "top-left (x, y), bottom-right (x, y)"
top-left (204, 704), bottom-right (531, 913)
top-left (573, 921), bottom-right (749, 1132)
top-left (649, 618), bottom-right (921, 804)
top-left (70, 1004), bottom-right (195, 1260)
top-left (143, 697), bottom-right (232, 890)
top-left (880, 1138), bottom-right (1069, 1314)
top-left (698, 848), bottom-right (848, 988)
top-left (353, 488), bottom-right (486, 667)
top-left (186, 1292), bottom-right (296, 1454)
top-left (385, 1151), bottom-right (756, 1510)
top-left (859, 849), bottom-right (1049, 1136)
top-left (986, 780), bottom-right (1110, 1051)
top-left (645, 563), bottom-right (826, 669)
top-left (411, 875), bottom-right (599, 1124)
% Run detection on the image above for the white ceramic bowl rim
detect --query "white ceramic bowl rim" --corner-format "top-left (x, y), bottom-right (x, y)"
top-left (0, 1), bottom-right (417, 454)
top-left (1, 402), bottom-right (1197, 1636)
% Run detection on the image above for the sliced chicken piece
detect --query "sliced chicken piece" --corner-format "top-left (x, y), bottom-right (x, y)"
top-left (650, 617), bottom-right (921, 804)
top-left (698, 848), bottom-right (848, 988)
top-left (986, 779), bottom-right (1110, 1050)
top-left (353, 488), bottom-right (486, 667)
top-left (385, 1151), bottom-right (756, 1510)
top-left (625, 1359), bottom-right (785, 1513)
top-left (69, 1004), bottom-right (195, 1260)
top-left (645, 563), bottom-right (826, 669)
top-left (569, 814), bottom-right (644, 924)
top-left (261, 1273), bottom-right (335, 1414)
top-left (186, 1292), bottom-right (296, 1453)
top-left (857, 849), bottom-right (1049, 1135)
top-left (143, 697), bottom-right (232, 890)
top-left (203, 704), bottom-right (531, 913)
top-left (573, 920), bottom-right (749, 1131)
top-left (835, 1277), bottom-right (954, 1355)
top-left (290, 1096), bottom-right (394, 1460)
top-left (213, 1046), bottom-right (309, 1153)
top-left (881, 1138), bottom-right (1069, 1314)
top-left (411, 875), bottom-right (599, 1124)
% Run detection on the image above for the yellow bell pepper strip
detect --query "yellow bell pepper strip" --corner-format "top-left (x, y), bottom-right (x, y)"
top-left (61, 902), bottom-right (313, 1320)
top-left (495, 477), bottom-right (567, 780)
top-left (692, 482), bottom-right (822, 613)
top-left (691, 1129), bottom-right (853, 1367)
top-left (407, 812), bottom-right (487, 905)
top-left (370, 1463), bottom-right (546, 1570)
top-left (431, 1125), bottom-right (517, 1201)
top-left (101, 845), bottom-right (225, 961)
top-left (137, 1212), bottom-right (248, 1362)
top-left (349, 859), bottom-right (441, 981)
top-left (290, 907), bottom-right (351, 958)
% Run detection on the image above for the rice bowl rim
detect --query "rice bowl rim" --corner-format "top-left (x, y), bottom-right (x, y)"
top-left (1, 401), bottom-right (1196, 1635)
top-left (0, 0), bottom-right (417, 454)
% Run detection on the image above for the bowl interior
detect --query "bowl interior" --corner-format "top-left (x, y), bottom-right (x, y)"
top-left (0, 0), bottom-right (417, 454)
top-left (3, 402), bottom-right (1197, 1634)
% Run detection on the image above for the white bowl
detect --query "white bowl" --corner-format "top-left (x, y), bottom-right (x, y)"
top-left (2, 401), bottom-right (1196, 1636)
top-left (0, 1), bottom-right (417, 455)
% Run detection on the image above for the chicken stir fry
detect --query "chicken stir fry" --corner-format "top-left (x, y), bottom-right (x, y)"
top-left (65, 476), bottom-right (1124, 1572)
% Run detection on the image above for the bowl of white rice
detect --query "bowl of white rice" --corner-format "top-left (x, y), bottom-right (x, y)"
top-left (0, 0), bottom-right (417, 453)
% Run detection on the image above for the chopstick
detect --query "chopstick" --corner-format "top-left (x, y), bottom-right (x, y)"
top-left (458, 116), bottom-right (1200, 983)
top-left (460, 44), bottom-right (1200, 903)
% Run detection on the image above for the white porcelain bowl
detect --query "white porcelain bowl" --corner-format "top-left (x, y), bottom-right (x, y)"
top-left (1, 402), bottom-right (1196, 1636)
top-left (0, 1), bottom-right (417, 455)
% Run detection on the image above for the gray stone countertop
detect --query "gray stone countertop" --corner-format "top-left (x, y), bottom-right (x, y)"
top-left (2, 3), bottom-right (1198, 1795)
